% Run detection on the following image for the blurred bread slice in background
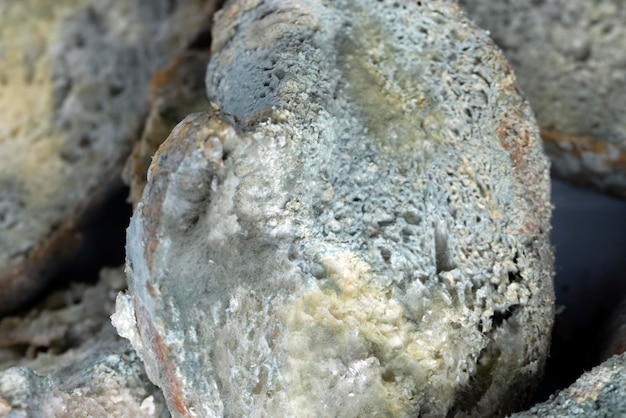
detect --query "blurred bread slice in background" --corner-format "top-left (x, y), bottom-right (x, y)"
top-left (0, 0), bottom-right (220, 314)
top-left (459, 0), bottom-right (626, 198)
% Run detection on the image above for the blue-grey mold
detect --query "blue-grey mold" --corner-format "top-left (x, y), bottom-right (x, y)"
top-left (116, 1), bottom-right (554, 416)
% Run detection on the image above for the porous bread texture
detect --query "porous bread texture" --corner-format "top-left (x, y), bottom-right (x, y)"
top-left (0, 0), bottom-right (217, 314)
top-left (459, 0), bottom-right (626, 197)
top-left (117, 0), bottom-right (554, 416)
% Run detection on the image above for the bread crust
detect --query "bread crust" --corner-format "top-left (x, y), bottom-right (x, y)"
top-left (0, 0), bottom-right (220, 314)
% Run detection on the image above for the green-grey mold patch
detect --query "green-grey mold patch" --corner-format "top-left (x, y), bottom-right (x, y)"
top-left (334, 13), bottom-right (445, 168)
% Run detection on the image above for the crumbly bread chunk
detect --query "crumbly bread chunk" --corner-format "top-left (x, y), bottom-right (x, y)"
top-left (459, 0), bottom-right (626, 197)
top-left (510, 353), bottom-right (626, 418)
top-left (0, 268), bottom-right (169, 418)
top-left (116, 0), bottom-right (554, 416)
top-left (0, 0), bottom-right (219, 314)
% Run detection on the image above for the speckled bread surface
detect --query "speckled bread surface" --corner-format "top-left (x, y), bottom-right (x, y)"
top-left (459, 0), bottom-right (626, 197)
top-left (114, 0), bottom-right (555, 416)
top-left (0, 0), bottom-right (219, 314)
top-left (510, 353), bottom-right (626, 418)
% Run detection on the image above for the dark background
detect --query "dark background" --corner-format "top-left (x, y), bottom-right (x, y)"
top-left (539, 178), bottom-right (626, 400)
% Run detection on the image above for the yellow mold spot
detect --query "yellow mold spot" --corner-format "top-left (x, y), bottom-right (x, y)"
top-left (0, 0), bottom-right (86, 205)
top-left (279, 251), bottom-right (474, 416)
